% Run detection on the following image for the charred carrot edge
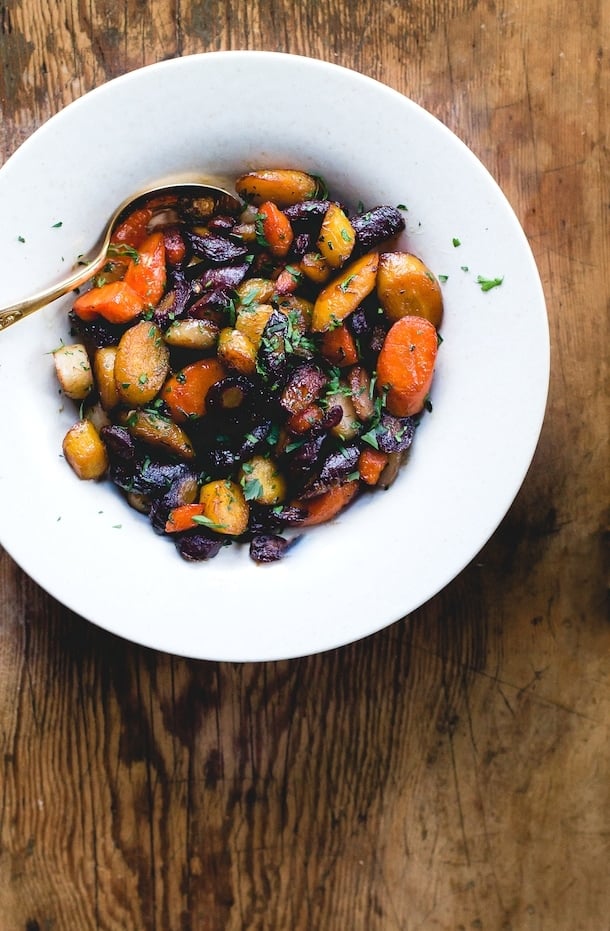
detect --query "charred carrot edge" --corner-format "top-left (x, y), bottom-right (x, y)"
top-left (165, 504), bottom-right (205, 534)
top-left (259, 200), bottom-right (294, 258)
top-left (296, 481), bottom-right (359, 527)
top-left (358, 448), bottom-right (389, 486)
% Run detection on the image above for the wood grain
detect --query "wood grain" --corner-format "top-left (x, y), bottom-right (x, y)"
top-left (1, 1), bottom-right (608, 929)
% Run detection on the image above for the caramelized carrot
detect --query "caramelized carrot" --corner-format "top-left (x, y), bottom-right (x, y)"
top-left (286, 403), bottom-right (325, 435)
top-left (111, 207), bottom-right (153, 249)
top-left (376, 315), bottom-right (438, 416)
top-left (162, 226), bottom-right (187, 265)
top-left (124, 232), bottom-right (167, 307)
top-left (165, 504), bottom-right (205, 533)
top-left (296, 481), bottom-right (359, 526)
top-left (73, 280), bottom-right (145, 323)
top-left (274, 267), bottom-right (300, 295)
top-left (358, 448), bottom-right (389, 485)
top-left (259, 200), bottom-right (293, 258)
top-left (160, 358), bottom-right (226, 423)
top-left (320, 324), bottom-right (359, 367)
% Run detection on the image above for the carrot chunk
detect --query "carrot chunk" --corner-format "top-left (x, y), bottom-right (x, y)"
top-left (320, 324), bottom-right (359, 367)
top-left (376, 315), bottom-right (438, 416)
top-left (162, 226), bottom-right (187, 265)
top-left (73, 280), bottom-right (145, 323)
top-left (111, 207), bottom-right (153, 249)
top-left (165, 504), bottom-right (206, 534)
top-left (358, 448), bottom-right (389, 485)
top-left (124, 232), bottom-right (167, 307)
top-left (259, 201), bottom-right (294, 258)
top-left (296, 481), bottom-right (359, 526)
top-left (160, 358), bottom-right (226, 423)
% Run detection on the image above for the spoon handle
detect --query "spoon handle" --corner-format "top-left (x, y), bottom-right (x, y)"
top-left (0, 255), bottom-right (105, 331)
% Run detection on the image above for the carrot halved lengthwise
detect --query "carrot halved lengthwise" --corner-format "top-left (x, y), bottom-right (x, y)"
top-left (376, 315), bottom-right (439, 417)
top-left (73, 280), bottom-right (145, 324)
top-left (111, 206), bottom-right (154, 249)
top-left (258, 200), bottom-right (294, 258)
top-left (123, 232), bottom-right (167, 306)
top-left (161, 358), bottom-right (227, 423)
top-left (296, 481), bottom-right (359, 527)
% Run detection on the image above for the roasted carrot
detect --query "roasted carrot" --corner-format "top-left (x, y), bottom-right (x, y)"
top-left (73, 280), bottom-right (145, 323)
top-left (259, 201), bottom-right (294, 258)
top-left (358, 448), bottom-right (389, 485)
top-left (199, 479), bottom-right (249, 536)
top-left (376, 315), bottom-right (438, 416)
top-left (320, 324), bottom-right (359, 367)
top-left (296, 481), bottom-right (359, 526)
top-left (165, 504), bottom-right (206, 533)
top-left (274, 267), bottom-right (301, 295)
top-left (111, 207), bottom-right (153, 249)
top-left (286, 403), bottom-right (325, 435)
top-left (160, 358), bottom-right (226, 423)
top-left (162, 226), bottom-right (187, 265)
top-left (311, 252), bottom-right (379, 332)
top-left (124, 232), bottom-right (167, 307)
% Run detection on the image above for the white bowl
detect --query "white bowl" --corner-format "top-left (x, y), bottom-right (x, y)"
top-left (0, 51), bottom-right (549, 661)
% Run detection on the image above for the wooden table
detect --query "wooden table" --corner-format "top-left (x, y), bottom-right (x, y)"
top-left (1, 2), bottom-right (607, 928)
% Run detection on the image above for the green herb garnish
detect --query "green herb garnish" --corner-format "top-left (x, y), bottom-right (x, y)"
top-left (476, 275), bottom-right (504, 292)
top-left (192, 515), bottom-right (227, 532)
top-left (241, 477), bottom-right (264, 501)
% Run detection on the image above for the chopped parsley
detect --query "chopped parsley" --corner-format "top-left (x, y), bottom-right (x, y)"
top-left (241, 476), bottom-right (264, 501)
top-left (192, 515), bottom-right (226, 532)
top-left (476, 275), bottom-right (504, 292)
top-left (107, 242), bottom-right (139, 263)
top-left (452, 237), bottom-right (461, 247)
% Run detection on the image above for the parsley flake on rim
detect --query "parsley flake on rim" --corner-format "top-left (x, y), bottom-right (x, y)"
top-left (476, 275), bottom-right (504, 292)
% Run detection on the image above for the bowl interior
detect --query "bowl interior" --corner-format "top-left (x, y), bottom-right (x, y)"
top-left (0, 52), bottom-right (549, 660)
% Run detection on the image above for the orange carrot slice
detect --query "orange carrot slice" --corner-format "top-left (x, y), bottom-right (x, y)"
top-left (124, 232), bottom-right (167, 307)
top-left (111, 207), bottom-right (153, 249)
top-left (320, 324), bottom-right (359, 367)
top-left (358, 448), bottom-right (389, 485)
top-left (259, 201), bottom-right (294, 258)
top-left (160, 358), bottom-right (226, 423)
top-left (296, 481), bottom-right (359, 527)
top-left (376, 315), bottom-right (438, 416)
top-left (73, 280), bottom-right (145, 323)
top-left (165, 504), bottom-right (205, 533)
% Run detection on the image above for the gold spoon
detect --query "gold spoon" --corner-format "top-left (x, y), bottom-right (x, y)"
top-left (0, 180), bottom-right (242, 332)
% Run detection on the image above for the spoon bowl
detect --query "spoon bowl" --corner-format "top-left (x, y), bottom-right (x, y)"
top-left (0, 180), bottom-right (241, 331)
